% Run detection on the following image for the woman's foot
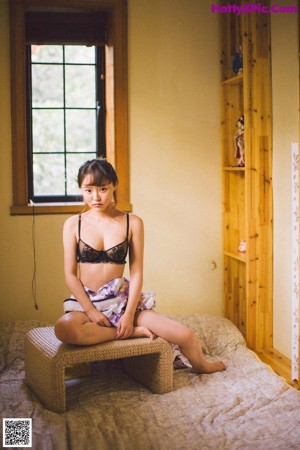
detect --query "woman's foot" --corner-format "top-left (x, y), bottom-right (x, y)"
top-left (132, 325), bottom-right (156, 340)
top-left (191, 360), bottom-right (226, 374)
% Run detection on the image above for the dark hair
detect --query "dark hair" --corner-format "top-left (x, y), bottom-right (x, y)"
top-left (77, 159), bottom-right (118, 188)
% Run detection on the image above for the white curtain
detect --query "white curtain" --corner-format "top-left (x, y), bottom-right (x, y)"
top-left (292, 142), bottom-right (299, 381)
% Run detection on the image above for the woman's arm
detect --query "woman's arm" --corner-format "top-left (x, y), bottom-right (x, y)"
top-left (63, 216), bottom-right (111, 327)
top-left (116, 214), bottom-right (144, 338)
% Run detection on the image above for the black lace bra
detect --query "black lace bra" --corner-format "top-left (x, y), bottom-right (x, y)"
top-left (77, 214), bottom-right (129, 264)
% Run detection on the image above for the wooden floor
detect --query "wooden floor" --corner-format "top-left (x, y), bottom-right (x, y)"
top-left (256, 347), bottom-right (299, 389)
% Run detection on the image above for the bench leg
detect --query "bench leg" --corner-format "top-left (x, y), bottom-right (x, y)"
top-left (122, 347), bottom-right (174, 394)
top-left (24, 337), bottom-right (66, 413)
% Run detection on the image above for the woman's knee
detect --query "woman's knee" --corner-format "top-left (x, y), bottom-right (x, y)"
top-left (54, 315), bottom-right (81, 344)
top-left (184, 327), bottom-right (198, 344)
top-left (171, 323), bottom-right (196, 345)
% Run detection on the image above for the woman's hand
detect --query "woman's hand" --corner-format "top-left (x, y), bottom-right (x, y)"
top-left (86, 308), bottom-right (112, 327)
top-left (116, 314), bottom-right (134, 339)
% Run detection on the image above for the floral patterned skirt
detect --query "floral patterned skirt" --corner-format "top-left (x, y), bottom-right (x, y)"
top-left (63, 277), bottom-right (156, 326)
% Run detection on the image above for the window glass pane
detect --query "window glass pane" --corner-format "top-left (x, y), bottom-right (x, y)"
top-left (65, 46), bottom-right (95, 64)
top-left (32, 65), bottom-right (64, 107)
top-left (66, 110), bottom-right (96, 152)
top-left (32, 110), bottom-right (64, 152)
top-left (31, 45), bottom-right (63, 63)
top-left (65, 65), bottom-right (96, 108)
top-left (66, 153), bottom-right (95, 196)
top-left (29, 44), bottom-right (102, 201)
top-left (33, 154), bottom-right (65, 196)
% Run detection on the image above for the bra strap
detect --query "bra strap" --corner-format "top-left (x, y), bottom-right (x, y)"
top-left (78, 214), bottom-right (82, 239)
top-left (126, 213), bottom-right (129, 240)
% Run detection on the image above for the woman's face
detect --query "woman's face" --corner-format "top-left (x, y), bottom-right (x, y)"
top-left (80, 174), bottom-right (116, 211)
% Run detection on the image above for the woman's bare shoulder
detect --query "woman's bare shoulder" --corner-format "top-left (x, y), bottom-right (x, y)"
top-left (113, 209), bottom-right (143, 226)
top-left (64, 214), bottom-right (79, 231)
top-left (128, 213), bottom-right (144, 236)
top-left (129, 213), bottom-right (143, 226)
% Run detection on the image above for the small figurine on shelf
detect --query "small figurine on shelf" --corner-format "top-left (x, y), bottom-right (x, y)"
top-left (238, 240), bottom-right (246, 254)
top-left (232, 44), bottom-right (243, 76)
top-left (234, 115), bottom-right (245, 167)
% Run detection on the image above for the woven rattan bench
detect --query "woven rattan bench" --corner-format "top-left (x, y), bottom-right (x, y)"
top-left (24, 326), bottom-right (174, 413)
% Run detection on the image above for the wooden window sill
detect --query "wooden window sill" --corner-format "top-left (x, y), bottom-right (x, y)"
top-left (10, 202), bottom-right (132, 215)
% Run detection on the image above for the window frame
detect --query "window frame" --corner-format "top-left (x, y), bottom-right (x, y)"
top-left (9, 0), bottom-right (130, 215)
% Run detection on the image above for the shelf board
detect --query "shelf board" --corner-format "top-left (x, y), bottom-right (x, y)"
top-left (223, 166), bottom-right (245, 172)
top-left (221, 73), bottom-right (243, 86)
top-left (224, 251), bottom-right (246, 262)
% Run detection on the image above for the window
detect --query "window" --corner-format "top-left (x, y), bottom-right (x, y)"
top-left (10, 0), bottom-right (130, 214)
top-left (28, 44), bottom-right (106, 203)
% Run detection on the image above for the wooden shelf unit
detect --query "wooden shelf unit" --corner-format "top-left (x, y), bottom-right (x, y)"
top-left (220, 2), bottom-right (273, 353)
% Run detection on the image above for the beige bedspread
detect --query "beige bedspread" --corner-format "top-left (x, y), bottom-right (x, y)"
top-left (1, 315), bottom-right (300, 450)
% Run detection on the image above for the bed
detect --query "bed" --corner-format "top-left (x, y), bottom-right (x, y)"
top-left (1, 314), bottom-right (300, 450)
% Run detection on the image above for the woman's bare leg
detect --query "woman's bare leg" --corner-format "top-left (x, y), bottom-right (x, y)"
top-left (55, 312), bottom-right (155, 345)
top-left (136, 310), bottom-right (226, 373)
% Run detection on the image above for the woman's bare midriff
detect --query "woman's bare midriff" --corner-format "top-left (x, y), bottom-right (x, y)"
top-left (79, 262), bottom-right (125, 292)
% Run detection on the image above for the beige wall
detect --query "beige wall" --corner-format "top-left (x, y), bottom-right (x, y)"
top-left (271, 3), bottom-right (298, 358)
top-left (0, 0), bottom-right (223, 324)
top-left (127, 0), bottom-right (223, 315)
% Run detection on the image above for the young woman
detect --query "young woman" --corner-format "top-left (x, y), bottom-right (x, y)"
top-left (55, 159), bottom-right (226, 374)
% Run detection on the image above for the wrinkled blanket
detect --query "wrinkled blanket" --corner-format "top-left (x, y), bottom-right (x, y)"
top-left (1, 315), bottom-right (300, 450)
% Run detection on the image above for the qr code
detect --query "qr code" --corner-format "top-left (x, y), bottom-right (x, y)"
top-left (3, 418), bottom-right (32, 448)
